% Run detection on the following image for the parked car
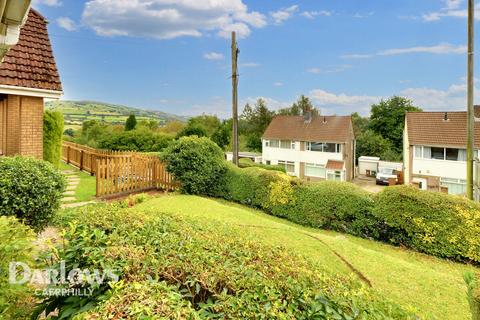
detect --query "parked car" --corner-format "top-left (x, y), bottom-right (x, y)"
top-left (376, 167), bottom-right (397, 185)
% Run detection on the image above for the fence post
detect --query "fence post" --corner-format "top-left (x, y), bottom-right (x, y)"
top-left (96, 158), bottom-right (101, 197)
top-left (80, 150), bottom-right (84, 171)
top-left (67, 146), bottom-right (70, 164)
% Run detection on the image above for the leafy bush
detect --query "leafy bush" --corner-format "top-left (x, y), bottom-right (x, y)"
top-left (43, 110), bottom-right (64, 167)
top-left (373, 186), bottom-right (480, 263)
top-left (271, 181), bottom-right (380, 238)
top-left (0, 216), bottom-right (36, 319)
top-left (0, 157), bottom-right (66, 231)
top-left (98, 129), bottom-right (174, 152)
top-left (36, 203), bottom-right (414, 319)
top-left (239, 158), bottom-right (286, 173)
top-left (162, 136), bottom-right (227, 195)
top-left (465, 272), bottom-right (480, 320)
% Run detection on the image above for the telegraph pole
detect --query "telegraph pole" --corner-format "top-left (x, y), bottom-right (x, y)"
top-left (467, 0), bottom-right (475, 200)
top-left (231, 31), bottom-right (239, 166)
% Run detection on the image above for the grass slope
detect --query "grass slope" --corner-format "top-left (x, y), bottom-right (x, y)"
top-left (134, 194), bottom-right (478, 320)
top-left (59, 162), bottom-right (96, 203)
top-left (46, 100), bottom-right (188, 130)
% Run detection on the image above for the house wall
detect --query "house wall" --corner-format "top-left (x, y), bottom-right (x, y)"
top-left (2, 94), bottom-right (43, 158)
top-left (412, 158), bottom-right (467, 180)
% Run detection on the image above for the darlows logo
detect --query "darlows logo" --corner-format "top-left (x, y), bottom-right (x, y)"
top-left (9, 261), bottom-right (119, 297)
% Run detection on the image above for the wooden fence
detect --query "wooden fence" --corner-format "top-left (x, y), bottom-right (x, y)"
top-left (62, 142), bottom-right (178, 197)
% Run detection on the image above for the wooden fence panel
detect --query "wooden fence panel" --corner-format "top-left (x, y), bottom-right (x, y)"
top-left (62, 142), bottom-right (178, 197)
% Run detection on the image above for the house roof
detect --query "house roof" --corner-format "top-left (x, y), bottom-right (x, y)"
top-left (406, 111), bottom-right (480, 148)
top-left (0, 9), bottom-right (62, 92)
top-left (262, 115), bottom-right (353, 143)
top-left (326, 160), bottom-right (345, 170)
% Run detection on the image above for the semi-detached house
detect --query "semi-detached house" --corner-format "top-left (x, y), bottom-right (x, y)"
top-left (404, 109), bottom-right (480, 195)
top-left (261, 113), bottom-right (356, 182)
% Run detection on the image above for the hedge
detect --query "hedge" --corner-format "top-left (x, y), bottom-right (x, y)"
top-left (373, 186), bottom-right (480, 263)
top-left (0, 157), bottom-right (66, 232)
top-left (43, 110), bottom-right (64, 167)
top-left (271, 181), bottom-right (381, 238)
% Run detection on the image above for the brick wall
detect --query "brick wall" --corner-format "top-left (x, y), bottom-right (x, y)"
top-left (3, 94), bottom-right (44, 158)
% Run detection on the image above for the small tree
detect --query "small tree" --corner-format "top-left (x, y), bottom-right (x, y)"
top-left (125, 114), bottom-right (137, 131)
top-left (211, 121), bottom-right (231, 150)
top-left (175, 125), bottom-right (208, 139)
top-left (43, 111), bottom-right (64, 167)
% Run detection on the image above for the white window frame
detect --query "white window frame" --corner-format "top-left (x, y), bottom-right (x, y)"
top-left (279, 160), bottom-right (295, 174)
top-left (305, 163), bottom-right (326, 178)
top-left (414, 145), bottom-right (468, 162)
top-left (306, 142), bottom-right (341, 153)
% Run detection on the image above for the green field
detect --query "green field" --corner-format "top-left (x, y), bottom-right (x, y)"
top-left (46, 100), bottom-right (187, 130)
top-left (131, 194), bottom-right (478, 319)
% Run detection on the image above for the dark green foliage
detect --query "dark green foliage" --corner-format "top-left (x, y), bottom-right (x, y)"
top-left (356, 129), bottom-right (401, 162)
top-left (43, 111), bottom-right (64, 167)
top-left (211, 120), bottom-right (231, 149)
top-left (175, 125), bottom-right (208, 139)
top-left (245, 132), bottom-right (262, 151)
top-left (239, 159), bottom-right (286, 173)
top-left (98, 129), bottom-right (174, 152)
top-left (0, 216), bottom-right (36, 319)
top-left (277, 95), bottom-right (319, 116)
top-left (240, 99), bottom-right (275, 152)
top-left (271, 181), bottom-right (381, 238)
top-left (63, 128), bottom-right (75, 137)
top-left (125, 114), bottom-right (137, 131)
top-left (465, 272), bottom-right (480, 320)
top-left (186, 114), bottom-right (221, 136)
top-left (36, 203), bottom-right (414, 319)
top-left (162, 136), bottom-right (227, 195)
top-left (0, 157), bottom-right (66, 232)
top-left (373, 186), bottom-right (480, 263)
top-left (369, 96), bottom-right (421, 153)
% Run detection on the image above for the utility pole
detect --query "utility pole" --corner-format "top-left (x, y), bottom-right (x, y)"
top-left (231, 31), bottom-right (239, 166)
top-left (467, 0), bottom-right (475, 200)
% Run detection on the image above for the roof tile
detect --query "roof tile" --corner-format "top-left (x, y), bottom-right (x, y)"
top-left (0, 9), bottom-right (62, 92)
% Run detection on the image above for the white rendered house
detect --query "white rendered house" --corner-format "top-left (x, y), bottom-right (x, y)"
top-left (261, 113), bottom-right (356, 182)
top-left (404, 110), bottom-right (480, 195)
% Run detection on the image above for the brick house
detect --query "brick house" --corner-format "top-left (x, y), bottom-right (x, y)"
top-left (261, 113), bottom-right (356, 181)
top-left (0, 9), bottom-right (62, 158)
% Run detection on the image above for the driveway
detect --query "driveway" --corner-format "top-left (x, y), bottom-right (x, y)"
top-left (353, 176), bottom-right (385, 193)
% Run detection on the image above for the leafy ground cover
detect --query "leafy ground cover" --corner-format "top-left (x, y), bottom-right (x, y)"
top-left (132, 195), bottom-right (479, 320)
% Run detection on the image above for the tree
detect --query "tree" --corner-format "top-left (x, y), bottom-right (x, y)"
top-left (356, 130), bottom-right (401, 162)
top-left (240, 99), bottom-right (275, 151)
top-left (186, 114), bottom-right (221, 137)
top-left (369, 96), bottom-right (421, 152)
top-left (211, 120), bottom-right (231, 150)
top-left (351, 112), bottom-right (370, 136)
top-left (176, 125), bottom-right (208, 139)
top-left (125, 114), bottom-right (137, 131)
top-left (63, 128), bottom-right (75, 137)
top-left (277, 95), bottom-right (319, 116)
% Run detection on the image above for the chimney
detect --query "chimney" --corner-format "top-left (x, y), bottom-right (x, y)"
top-left (444, 112), bottom-right (449, 121)
top-left (323, 116), bottom-right (327, 124)
top-left (304, 110), bottom-right (312, 123)
top-left (474, 105), bottom-right (480, 120)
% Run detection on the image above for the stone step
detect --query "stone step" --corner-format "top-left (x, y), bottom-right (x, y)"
top-left (61, 196), bottom-right (76, 202)
top-left (61, 201), bottom-right (96, 209)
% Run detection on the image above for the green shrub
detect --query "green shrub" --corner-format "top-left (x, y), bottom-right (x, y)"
top-left (465, 272), bottom-right (480, 320)
top-left (0, 216), bottom-right (36, 319)
top-left (373, 186), bottom-right (480, 263)
top-left (162, 136), bottom-right (227, 195)
top-left (238, 158), bottom-right (286, 173)
top-left (98, 129), bottom-right (173, 152)
top-left (271, 181), bottom-right (380, 238)
top-left (43, 110), bottom-right (64, 167)
top-left (0, 157), bottom-right (66, 231)
top-left (37, 203), bottom-right (414, 319)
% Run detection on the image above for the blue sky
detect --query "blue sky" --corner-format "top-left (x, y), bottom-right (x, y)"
top-left (32, 0), bottom-right (479, 117)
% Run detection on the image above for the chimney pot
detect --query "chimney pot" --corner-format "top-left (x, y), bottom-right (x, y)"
top-left (444, 112), bottom-right (448, 121)
top-left (304, 111), bottom-right (312, 123)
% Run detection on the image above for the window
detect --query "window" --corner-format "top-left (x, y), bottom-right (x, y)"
top-left (305, 163), bottom-right (326, 178)
top-left (306, 142), bottom-right (341, 153)
top-left (327, 170), bottom-right (342, 181)
top-left (441, 178), bottom-right (467, 195)
top-left (280, 140), bottom-right (294, 149)
top-left (267, 140), bottom-right (279, 148)
top-left (415, 146), bottom-right (468, 161)
top-left (279, 160), bottom-right (295, 174)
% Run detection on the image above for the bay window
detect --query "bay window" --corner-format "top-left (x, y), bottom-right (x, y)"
top-left (305, 163), bottom-right (326, 178)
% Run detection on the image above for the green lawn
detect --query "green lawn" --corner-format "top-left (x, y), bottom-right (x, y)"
top-left (133, 194), bottom-right (478, 320)
top-left (59, 162), bottom-right (96, 202)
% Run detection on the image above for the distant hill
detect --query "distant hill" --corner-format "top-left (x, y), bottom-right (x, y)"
top-left (45, 100), bottom-right (188, 130)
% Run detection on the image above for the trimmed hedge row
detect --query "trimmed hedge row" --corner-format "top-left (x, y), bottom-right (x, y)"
top-left (162, 137), bottom-right (480, 264)
top-left (43, 110), bottom-right (64, 167)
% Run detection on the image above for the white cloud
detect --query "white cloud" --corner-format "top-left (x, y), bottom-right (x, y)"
top-left (271, 5), bottom-right (299, 24)
top-left (353, 11), bottom-right (375, 19)
top-left (56, 17), bottom-right (77, 31)
top-left (301, 10), bottom-right (332, 19)
top-left (343, 43), bottom-right (466, 59)
top-left (32, 0), bottom-right (62, 7)
top-left (306, 65), bottom-right (351, 74)
top-left (421, 0), bottom-right (480, 22)
top-left (400, 81), bottom-right (480, 111)
top-left (240, 62), bottom-right (260, 67)
top-left (203, 52), bottom-right (224, 60)
top-left (82, 0), bottom-right (266, 40)
top-left (273, 82), bottom-right (283, 87)
top-left (309, 89), bottom-right (380, 114)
